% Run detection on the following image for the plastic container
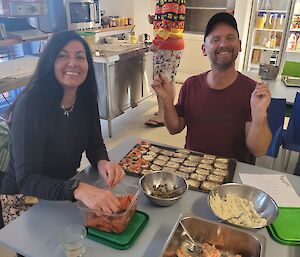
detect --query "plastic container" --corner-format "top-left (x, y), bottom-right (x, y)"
top-left (287, 33), bottom-right (297, 51)
top-left (275, 13), bottom-right (285, 30)
top-left (78, 181), bottom-right (140, 234)
top-left (265, 13), bottom-right (277, 29)
top-left (87, 210), bottom-right (149, 249)
top-left (255, 12), bottom-right (266, 28)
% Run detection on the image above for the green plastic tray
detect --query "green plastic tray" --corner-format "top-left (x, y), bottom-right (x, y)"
top-left (268, 207), bottom-right (300, 245)
top-left (87, 210), bottom-right (149, 250)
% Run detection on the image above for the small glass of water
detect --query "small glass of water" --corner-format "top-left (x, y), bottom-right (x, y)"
top-left (60, 224), bottom-right (87, 257)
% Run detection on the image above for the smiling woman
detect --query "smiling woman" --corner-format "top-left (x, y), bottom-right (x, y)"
top-left (0, 31), bottom-right (125, 235)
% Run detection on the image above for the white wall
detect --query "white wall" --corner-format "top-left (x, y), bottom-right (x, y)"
top-left (101, 0), bottom-right (134, 18)
top-left (101, 0), bottom-right (154, 40)
top-left (234, 0), bottom-right (253, 71)
top-left (133, 0), bottom-right (155, 40)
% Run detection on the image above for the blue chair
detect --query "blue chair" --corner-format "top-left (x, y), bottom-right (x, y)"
top-left (266, 98), bottom-right (286, 169)
top-left (282, 92), bottom-right (300, 171)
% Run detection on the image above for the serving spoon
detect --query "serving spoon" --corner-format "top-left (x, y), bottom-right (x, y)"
top-left (179, 221), bottom-right (202, 256)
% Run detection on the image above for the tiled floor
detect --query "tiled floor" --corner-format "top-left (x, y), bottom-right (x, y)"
top-left (0, 84), bottom-right (299, 257)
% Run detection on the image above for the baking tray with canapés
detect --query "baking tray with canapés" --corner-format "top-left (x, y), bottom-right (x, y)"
top-left (119, 140), bottom-right (237, 193)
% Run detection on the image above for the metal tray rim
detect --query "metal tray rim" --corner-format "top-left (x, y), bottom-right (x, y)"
top-left (158, 213), bottom-right (266, 257)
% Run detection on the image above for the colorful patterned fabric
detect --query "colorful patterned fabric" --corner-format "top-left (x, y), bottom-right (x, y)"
top-left (0, 194), bottom-right (36, 226)
top-left (0, 122), bottom-right (9, 172)
top-left (153, 49), bottom-right (183, 82)
top-left (153, 0), bottom-right (186, 50)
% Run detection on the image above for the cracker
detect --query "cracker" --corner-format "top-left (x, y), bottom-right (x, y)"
top-left (187, 179), bottom-right (200, 188)
top-left (201, 181), bottom-right (220, 191)
top-left (207, 174), bottom-right (224, 183)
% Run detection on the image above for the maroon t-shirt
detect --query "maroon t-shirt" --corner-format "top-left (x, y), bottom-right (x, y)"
top-left (175, 72), bottom-right (256, 163)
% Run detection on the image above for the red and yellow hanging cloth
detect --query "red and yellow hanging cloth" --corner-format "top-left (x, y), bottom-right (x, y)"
top-left (152, 0), bottom-right (186, 50)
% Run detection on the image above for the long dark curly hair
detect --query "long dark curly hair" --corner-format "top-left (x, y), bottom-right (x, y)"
top-left (6, 30), bottom-right (98, 121)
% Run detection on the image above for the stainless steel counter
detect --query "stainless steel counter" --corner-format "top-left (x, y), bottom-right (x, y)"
top-left (0, 137), bottom-right (299, 257)
top-left (0, 44), bottom-right (153, 137)
top-left (93, 44), bottom-right (153, 137)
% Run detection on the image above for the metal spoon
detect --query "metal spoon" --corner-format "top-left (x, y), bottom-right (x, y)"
top-left (179, 221), bottom-right (202, 255)
top-left (165, 187), bottom-right (186, 196)
top-left (220, 212), bottom-right (244, 223)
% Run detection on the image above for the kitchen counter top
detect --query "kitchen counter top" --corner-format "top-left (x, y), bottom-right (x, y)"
top-left (242, 71), bottom-right (300, 105)
top-left (0, 43), bottom-right (147, 93)
top-left (93, 42), bottom-right (147, 63)
top-left (0, 56), bottom-right (39, 94)
top-left (0, 136), bottom-right (299, 257)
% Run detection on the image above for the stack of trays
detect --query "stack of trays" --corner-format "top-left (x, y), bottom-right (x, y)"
top-left (268, 207), bottom-right (300, 245)
top-left (119, 140), bottom-right (237, 193)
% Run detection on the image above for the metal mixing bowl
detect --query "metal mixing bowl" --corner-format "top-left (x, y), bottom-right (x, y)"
top-left (207, 183), bottom-right (278, 229)
top-left (139, 171), bottom-right (188, 207)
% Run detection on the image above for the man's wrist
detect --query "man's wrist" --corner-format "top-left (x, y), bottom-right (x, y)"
top-left (251, 111), bottom-right (268, 125)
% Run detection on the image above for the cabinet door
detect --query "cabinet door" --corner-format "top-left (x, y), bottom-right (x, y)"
top-left (176, 35), bottom-right (211, 83)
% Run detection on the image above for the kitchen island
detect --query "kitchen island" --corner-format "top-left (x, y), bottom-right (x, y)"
top-left (0, 137), bottom-right (299, 257)
top-left (93, 43), bottom-right (153, 137)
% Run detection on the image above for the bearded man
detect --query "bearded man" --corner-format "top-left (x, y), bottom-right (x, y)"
top-left (151, 12), bottom-right (272, 164)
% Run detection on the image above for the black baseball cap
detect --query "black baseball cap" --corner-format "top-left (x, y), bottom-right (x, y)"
top-left (204, 12), bottom-right (239, 40)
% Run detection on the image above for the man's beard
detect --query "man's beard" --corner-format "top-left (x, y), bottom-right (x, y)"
top-left (210, 48), bottom-right (239, 71)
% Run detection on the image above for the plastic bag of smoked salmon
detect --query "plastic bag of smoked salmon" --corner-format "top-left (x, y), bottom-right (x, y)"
top-left (78, 180), bottom-right (140, 234)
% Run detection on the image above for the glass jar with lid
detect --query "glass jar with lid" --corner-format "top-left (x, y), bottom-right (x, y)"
top-left (255, 12), bottom-right (267, 29)
top-left (265, 13), bottom-right (278, 29)
top-left (275, 13), bottom-right (285, 30)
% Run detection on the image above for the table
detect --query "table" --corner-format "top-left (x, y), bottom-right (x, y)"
top-left (0, 137), bottom-right (299, 257)
top-left (242, 71), bottom-right (300, 105)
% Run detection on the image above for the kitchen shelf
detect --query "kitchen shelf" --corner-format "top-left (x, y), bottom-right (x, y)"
top-left (0, 37), bottom-right (20, 47)
top-left (252, 45), bottom-right (280, 51)
top-left (256, 9), bottom-right (287, 13)
top-left (186, 7), bottom-right (226, 10)
top-left (290, 29), bottom-right (300, 32)
top-left (0, 33), bottom-right (49, 48)
top-left (286, 50), bottom-right (300, 53)
top-left (90, 25), bottom-right (134, 33)
top-left (254, 28), bottom-right (284, 32)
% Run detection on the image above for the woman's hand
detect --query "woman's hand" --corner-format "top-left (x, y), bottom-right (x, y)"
top-left (97, 160), bottom-right (125, 187)
top-left (74, 182), bottom-right (120, 213)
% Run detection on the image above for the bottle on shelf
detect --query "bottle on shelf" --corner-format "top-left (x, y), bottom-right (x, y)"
top-left (254, 31), bottom-right (261, 45)
top-left (251, 49), bottom-right (261, 64)
top-left (287, 33), bottom-right (297, 50)
top-left (130, 31), bottom-right (137, 44)
top-left (271, 32), bottom-right (277, 48)
top-left (263, 32), bottom-right (272, 48)
top-left (276, 32), bottom-right (282, 46)
top-left (296, 34), bottom-right (300, 51)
